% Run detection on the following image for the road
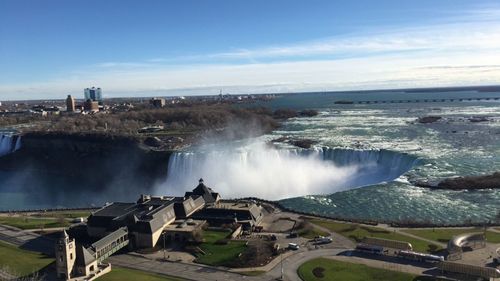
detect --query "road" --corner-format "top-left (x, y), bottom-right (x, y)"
top-left (109, 253), bottom-right (270, 281)
top-left (0, 224), bottom-right (54, 254)
top-left (267, 248), bottom-right (346, 281)
top-left (0, 222), bottom-right (438, 281)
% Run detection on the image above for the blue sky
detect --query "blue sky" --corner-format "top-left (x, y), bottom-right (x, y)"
top-left (1, 0), bottom-right (500, 100)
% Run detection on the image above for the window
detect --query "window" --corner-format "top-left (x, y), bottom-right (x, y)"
top-left (70, 253), bottom-right (73, 260)
top-left (59, 256), bottom-right (63, 262)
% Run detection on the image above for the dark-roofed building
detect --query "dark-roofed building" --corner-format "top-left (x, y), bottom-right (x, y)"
top-left (87, 202), bottom-right (136, 238)
top-left (87, 196), bottom-right (176, 249)
top-left (74, 243), bottom-right (98, 277)
top-left (184, 178), bottom-right (220, 205)
top-left (173, 195), bottom-right (205, 219)
top-left (55, 229), bottom-right (111, 280)
top-left (59, 180), bottom-right (268, 280)
top-left (164, 219), bottom-right (206, 243)
top-left (191, 201), bottom-right (264, 230)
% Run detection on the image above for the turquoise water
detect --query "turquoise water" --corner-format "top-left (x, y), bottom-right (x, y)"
top-left (272, 90), bottom-right (500, 224)
top-left (1, 90), bottom-right (499, 224)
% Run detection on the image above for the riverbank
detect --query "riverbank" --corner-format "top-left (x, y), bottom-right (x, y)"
top-left (415, 172), bottom-right (500, 190)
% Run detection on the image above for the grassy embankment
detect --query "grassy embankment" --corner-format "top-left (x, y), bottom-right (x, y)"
top-left (307, 219), bottom-right (442, 253)
top-left (195, 230), bottom-right (247, 266)
top-left (298, 258), bottom-right (444, 281)
top-left (95, 266), bottom-right (186, 281)
top-left (37, 210), bottom-right (92, 219)
top-left (402, 228), bottom-right (500, 244)
top-left (0, 216), bottom-right (70, 229)
top-left (0, 241), bottom-right (53, 277)
top-left (296, 221), bottom-right (330, 239)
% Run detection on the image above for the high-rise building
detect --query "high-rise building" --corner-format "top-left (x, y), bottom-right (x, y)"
top-left (84, 87), bottom-right (103, 104)
top-left (66, 95), bottom-right (75, 112)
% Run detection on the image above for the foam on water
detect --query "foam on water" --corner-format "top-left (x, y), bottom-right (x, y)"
top-left (274, 97), bottom-right (500, 224)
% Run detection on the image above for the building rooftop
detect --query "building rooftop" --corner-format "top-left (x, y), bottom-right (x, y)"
top-left (75, 244), bottom-right (96, 267)
top-left (92, 202), bottom-right (136, 218)
top-left (164, 219), bottom-right (205, 233)
top-left (216, 202), bottom-right (256, 210)
top-left (184, 178), bottom-right (220, 204)
top-left (91, 227), bottom-right (128, 251)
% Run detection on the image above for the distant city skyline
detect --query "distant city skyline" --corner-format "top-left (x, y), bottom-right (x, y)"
top-left (1, 0), bottom-right (500, 100)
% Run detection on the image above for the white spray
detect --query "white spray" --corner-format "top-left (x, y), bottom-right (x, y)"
top-left (159, 141), bottom-right (418, 200)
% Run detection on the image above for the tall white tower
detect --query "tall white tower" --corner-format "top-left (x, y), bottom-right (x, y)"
top-left (55, 230), bottom-right (76, 280)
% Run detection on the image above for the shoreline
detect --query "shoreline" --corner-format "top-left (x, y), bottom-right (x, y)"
top-left (2, 199), bottom-right (498, 229)
top-left (414, 172), bottom-right (500, 190)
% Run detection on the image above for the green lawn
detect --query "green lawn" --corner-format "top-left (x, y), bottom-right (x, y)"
top-left (308, 219), bottom-right (441, 253)
top-left (38, 210), bottom-right (92, 219)
top-left (298, 258), bottom-right (424, 281)
top-left (0, 241), bottom-right (54, 277)
top-left (195, 230), bottom-right (247, 266)
top-left (96, 266), bottom-right (185, 281)
top-left (298, 226), bottom-right (330, 239)
top-left (0, 216), bottom-right (69, 229)
top-left (403, 228), bottom-right (500, 244)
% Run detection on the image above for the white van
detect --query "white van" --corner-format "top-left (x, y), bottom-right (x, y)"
top-left (288, 243), bottom-right (299, 250)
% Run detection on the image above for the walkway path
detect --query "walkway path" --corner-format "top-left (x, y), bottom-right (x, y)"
top-left (489, 228), bottom-right (500, 234)
top-left (266, 248), bottom-right (346, 281)
top-left (375, 224), bottom-right (448, 248)
top-left (108, 254), bottom-right (272, 281)
top-left (396, 230), bottom-right (447, 248)
top-left (309, 222), bottom-right (356, 249)
top-left (0, 224), bottom-right (54, 254)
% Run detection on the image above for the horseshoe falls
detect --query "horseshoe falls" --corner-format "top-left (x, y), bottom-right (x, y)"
top-left (161, 144), bottom-right (419, 199)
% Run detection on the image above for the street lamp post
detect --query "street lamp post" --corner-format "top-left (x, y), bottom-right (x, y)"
top-left (280, 252), bottom-right (283, 280)
top-left (163, 232), bottom-right (166, 261)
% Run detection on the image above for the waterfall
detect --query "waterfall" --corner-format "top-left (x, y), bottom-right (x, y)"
top-left (159, 142), bottom-right (419, 200)
top-left (0, 134), bottom-right (21, 157)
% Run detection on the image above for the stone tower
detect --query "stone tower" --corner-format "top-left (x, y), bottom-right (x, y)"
top-left (55, 230), bottom-right (76, 280)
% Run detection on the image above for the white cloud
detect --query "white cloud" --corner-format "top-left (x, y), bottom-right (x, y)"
top-left (2, 8), bottom-right (500, 100)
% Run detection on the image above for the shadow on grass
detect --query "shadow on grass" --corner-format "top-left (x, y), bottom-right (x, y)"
top-left (11, 261), bottom-right (55, 281)
top-left (337, 250), bottom-right (436, 269)
top-left (19, 235), bottom-right (55, 256)
top-left (360, 226), bottom-right (390, 234)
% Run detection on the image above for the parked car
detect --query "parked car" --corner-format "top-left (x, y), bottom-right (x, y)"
top-left (72, 217), bottom-right (84, 223)
top-left (315, 236), bottom-right (333, 244)
top-left (288, 243), bottom-right (300, 250)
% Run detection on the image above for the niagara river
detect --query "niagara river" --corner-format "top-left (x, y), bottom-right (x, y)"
top-left (160, 90), bottom-right (500, 224)
top-left (1, 90), bottom-right (499, 225)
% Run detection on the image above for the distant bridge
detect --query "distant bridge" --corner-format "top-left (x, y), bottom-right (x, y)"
top-left (355, 97), bottom-right (500, 104)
